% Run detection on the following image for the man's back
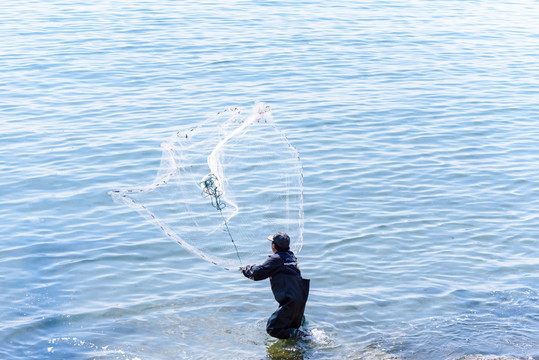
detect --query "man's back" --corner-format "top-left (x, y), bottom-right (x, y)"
top-left (242, 249), bottom-right (310, 339)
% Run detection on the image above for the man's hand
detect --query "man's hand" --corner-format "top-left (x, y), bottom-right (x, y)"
top-left (240, 265), bottom-right (254, 279)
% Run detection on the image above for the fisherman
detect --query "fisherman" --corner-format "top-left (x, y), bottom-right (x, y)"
top-left (241, 232), bottom-right (310, 339)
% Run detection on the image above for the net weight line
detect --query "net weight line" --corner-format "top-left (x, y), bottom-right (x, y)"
top-left (200, 173), bottom-right (242, 267)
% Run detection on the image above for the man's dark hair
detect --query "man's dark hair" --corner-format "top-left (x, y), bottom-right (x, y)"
top-left (268, 232), bottom-right (290, 252)
top-left (273, 241), bottom-right (289, 252)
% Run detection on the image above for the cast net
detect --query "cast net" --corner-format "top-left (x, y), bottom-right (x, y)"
top-left (110, 103), bottom-right (304, 270)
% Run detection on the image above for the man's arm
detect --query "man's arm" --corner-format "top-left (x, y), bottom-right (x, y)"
top-left (241, 255), bottom-right (281, 281)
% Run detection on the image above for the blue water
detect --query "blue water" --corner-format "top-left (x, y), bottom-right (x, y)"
top-left (1, 1), bottom-right (538, 359)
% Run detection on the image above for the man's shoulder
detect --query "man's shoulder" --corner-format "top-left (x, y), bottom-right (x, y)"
top-left (267, 252), bottom-right (283, 262)
top-left (275, 251), bottom-right (297, 264)
top-left (278, 250), bottom-right (296, 258)
top-left (260, 253), bottom-right (280, 264)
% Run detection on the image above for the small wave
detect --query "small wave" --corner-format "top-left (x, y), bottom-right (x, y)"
top-left (48, 337), bottom-right (140, 360)
top-left (453, 355), bottom-right (525, 360)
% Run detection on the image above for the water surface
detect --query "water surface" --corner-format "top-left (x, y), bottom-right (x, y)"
top-left (1, 1), bottom-right (538, 359)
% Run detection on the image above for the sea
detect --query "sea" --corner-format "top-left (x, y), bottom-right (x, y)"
top-left (1, 1), bottom-right (538, 359)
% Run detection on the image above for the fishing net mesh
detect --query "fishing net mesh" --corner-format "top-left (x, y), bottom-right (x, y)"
top-left (110, 103), bottom-right (304, 270)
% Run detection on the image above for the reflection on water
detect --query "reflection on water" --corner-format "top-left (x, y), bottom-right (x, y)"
top-left (265, 329), bottom-right (334, 360)
top-left (266, 339), bottom-right (308, 360)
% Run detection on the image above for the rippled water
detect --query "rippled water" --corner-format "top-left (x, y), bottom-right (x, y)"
top-left (1, 1), bottom-right (538, 359)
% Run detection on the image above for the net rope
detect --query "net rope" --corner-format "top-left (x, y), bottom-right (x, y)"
top-left (200, 173), bottom-right (242, 266)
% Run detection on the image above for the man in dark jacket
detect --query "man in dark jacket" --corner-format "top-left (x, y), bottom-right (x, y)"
top-left (241, 232), bottom-right (310, 339)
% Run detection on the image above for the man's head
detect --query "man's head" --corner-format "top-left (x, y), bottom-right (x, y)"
top-left (267, 232), bottom-right (290, 252)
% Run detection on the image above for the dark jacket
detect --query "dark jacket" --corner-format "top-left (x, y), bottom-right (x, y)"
top-left (242, 251), bottom-right (300, 280)
top-left (242, 251), bottom-right (310, 338)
